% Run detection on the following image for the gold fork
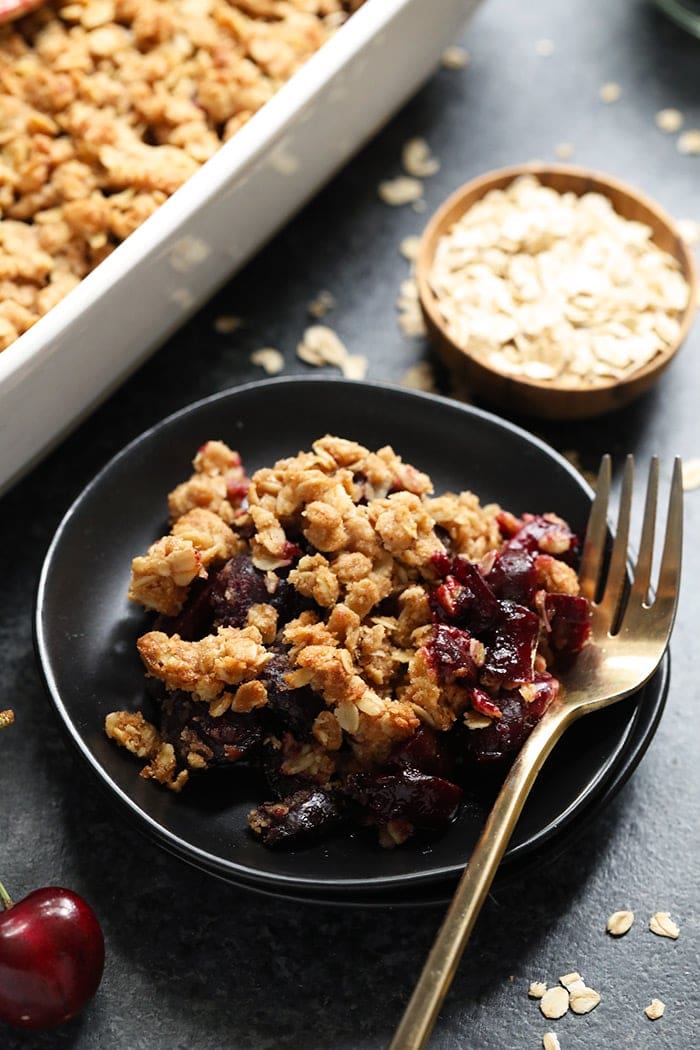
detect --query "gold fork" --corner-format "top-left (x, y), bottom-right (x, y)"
top-left (389, 455), bottom-right (683, 1050)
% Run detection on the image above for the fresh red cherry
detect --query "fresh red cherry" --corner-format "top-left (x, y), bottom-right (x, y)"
top-left (0, 881), bottom-right (105, 1030)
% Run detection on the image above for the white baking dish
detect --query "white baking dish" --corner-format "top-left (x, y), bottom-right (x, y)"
top-left (0, 0), bottom-right (481, 495)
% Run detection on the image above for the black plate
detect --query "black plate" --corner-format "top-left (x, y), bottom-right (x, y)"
top-left (36, 378), bottom-right (668, 901)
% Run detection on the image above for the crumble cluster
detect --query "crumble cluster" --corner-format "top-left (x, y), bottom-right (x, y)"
top-left (107, 435), bottom-right (581, 825)
top-left (0, 0), bottom-right (362, 350)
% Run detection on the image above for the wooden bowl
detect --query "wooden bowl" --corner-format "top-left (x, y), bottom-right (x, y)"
top-left (416, 164), bottom-right (698, 420)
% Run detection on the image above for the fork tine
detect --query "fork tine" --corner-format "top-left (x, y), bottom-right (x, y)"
top-left (599, 455), bottom-right (634, 628)
top-left (655, 457), bottom-right (684, 615)
top-left (629, 458), bottom-right (659, 607)
top-left (578, 454), bottom-right (611, 603)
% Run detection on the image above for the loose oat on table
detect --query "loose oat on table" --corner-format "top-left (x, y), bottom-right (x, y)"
top-left (441, 45), bottom-right (470, 69)
top-left (0, 709), bottom-right (14, 729)
top-left (677, 129), bottom-right (700, 155)
top-left (681, 458), bottom-right (700, 491)
top-left (377, 176), bottom-right (424, 207)
top-left (297, 325), bottom-right (348, 368)
top-left (542, 1033), bottom-right (561, 1050)
top-left (606, 909), bottom-right (635, 936)
top-left (428, 174), bottom-right (691, 388)
top-left (397, 276), bottom-right (428, 339)
top-left (402, 138), bottom-right (440, 179)
top-left (645, 998), bottom-right (665, 1020)
top-left (250, 347), bottom-right (284, 376)
top-left (568, 986), bottom-right (601, 1015)
top-left (0, 0), bottom-right (363, 352)
top-left (213, 315), bottom-right (242, 335)
top-left (399, 235), bottom-right (422, 262)
top-left (308, 290), bottom-right (336, 319)
top-left (599, 81), bottom-right (622, 103)
top-left (676, 218), bottom-right (700, 248)
top-left (535, 38), bottom-right (555, 56)
top-left (649, 911), bottom-right (680, 939)
top-left (559, 972), bottom-right (584, 991)
top-left (554, 142), bottom-right (575, 159)
top-left (656, 108), bottom-right (684, 133)
top-left (528, 981), bottom-right (547, 999)
top-left (339, 353), bottom-right (368, 380)
top-left (540, 986), bottom-right (570, 1020)
top-left (400, 361), bottom-right (438, 392)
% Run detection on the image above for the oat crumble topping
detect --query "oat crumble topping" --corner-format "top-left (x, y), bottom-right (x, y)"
top-left (0, 0), bottom-right (362, 351)
top-left (107, 435), bottom-right (590, 844)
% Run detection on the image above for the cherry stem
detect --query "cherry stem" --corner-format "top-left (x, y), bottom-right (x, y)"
top-left (0, 880), bottom-right (13, 910)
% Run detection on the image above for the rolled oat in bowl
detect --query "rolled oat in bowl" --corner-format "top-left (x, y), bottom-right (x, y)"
top-left (106, 435), bottom-right (592, 851)
top-left (428, 174), bottom-right (691, 388)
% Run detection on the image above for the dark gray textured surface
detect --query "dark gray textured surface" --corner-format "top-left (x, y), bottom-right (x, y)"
top-left (1, 0), bottom-right (698, 1047)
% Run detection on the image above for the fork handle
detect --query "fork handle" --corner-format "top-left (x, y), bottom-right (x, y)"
top-left (388, 703), bottom-right (573, 1050)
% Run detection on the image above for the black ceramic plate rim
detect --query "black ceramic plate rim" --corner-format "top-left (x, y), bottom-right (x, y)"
top-left (35, 377), bottom-right (654, 896)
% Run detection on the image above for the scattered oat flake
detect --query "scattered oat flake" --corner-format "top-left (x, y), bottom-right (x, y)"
top-left (297, 325), bottom-right (348, 368)
top-left (400, 361), bottom-right (438, 392)
top-left (645, 998), bottom-right (665, 1021)
top-left (599, 81), bottom-right (622, 103)
top-left (378, 176), bottom-right (424, 206)
top-left (340, 354), bottom-right (368, 381)
top-left (677, 218), bottom-right (700, 247)
top-left (681, 458), bottom-right (700, 490)
top-left (528, 981), bottom-right (547, 999)
top-left (606, 910), bottom-right (634, 936)
top-left (413, 198), bottom-right (427, 214)
top-left (554, 142), bottom-right (575, 159)
top-left (569, 987), bottom-right (601, 1015)
top-left (398, 310), bottom-right (428, 339)
top-left (402, 138), bottom-right (440, 179)
top-left (677, 129), bottom-right (700, 155)
top-left (649, 912), bottom-right (680, 939)
top-left (542, 1034), bottom-right (561, 1050)
top-left (214, 315), bottom-right (242, 334)
top-left (400, 235), bottom-right (422, 261)
top-left (250, 348), bottom-right (284, 375)
top-left (535, 38), bottom-right (555, 56)
top-left (464, 710), bottom-right (493, 730)
top-left (656, 108), bottom-right (684, 133)
top-left (540, 986), bottom-right (569, 1020)
top-left (0, 709), bottom-right (14, 729)
top-left (308, 290), bottom-right (336, 319)
top-left (441, 45), bottom-right (470, 69)
top-left (559, 972), bottom-right (584, 991)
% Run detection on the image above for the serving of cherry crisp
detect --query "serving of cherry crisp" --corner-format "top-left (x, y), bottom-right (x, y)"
top-left (106, 436), bottom-right (590, 851)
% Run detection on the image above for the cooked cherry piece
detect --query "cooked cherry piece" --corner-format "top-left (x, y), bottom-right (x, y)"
top-left (544, 593), bottom-right (592, 653)
top-left (427, 624), bottom-right (478, 686)
top-left (465, 673), bottom-right (559, 763)
top-left (431, 554), bottom-right (500, 632)
top-left (483, 600), bottom-right (539, 683)
top-left (499, 512), bottom-right (579, 566)
top-left (160, 691), bottom-right (263, 767)
top-left (487, 547), bottom-right (538, 606)
top-left (153, 573), bottom-right (217, 640)
top-left (345, 767), bottom-right (463, 829)
top-left (249, 788), bottom-right (344, 849)
top-left (0, 883), bottom-right (104, 1031)
top-left (388, 726), bottom-right (455, 780)
top-left (260, 648), bottom-right (323, 737)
